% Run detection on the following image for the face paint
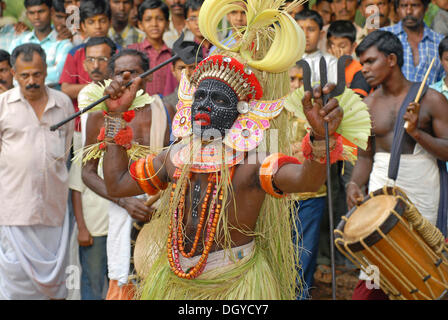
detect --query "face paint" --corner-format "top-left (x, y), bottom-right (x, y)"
top-left (191, 78), bottom-right (239, 140)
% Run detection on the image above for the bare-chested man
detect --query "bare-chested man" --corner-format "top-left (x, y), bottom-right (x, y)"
top-left (346, 30), bottom-right (448, 300)
top-left (81, 48), bottom-right (173, 299)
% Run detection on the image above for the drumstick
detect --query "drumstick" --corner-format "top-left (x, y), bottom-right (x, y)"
top-left (404, 57), bottom-right (435, 129)
top-left (145, 192), bottom-right (161, 208)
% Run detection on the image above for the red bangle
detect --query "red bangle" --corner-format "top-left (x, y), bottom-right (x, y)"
top-left (259, 153), bottom-right (301, 198)
top-left (302, 132), bottom-right (343, 164)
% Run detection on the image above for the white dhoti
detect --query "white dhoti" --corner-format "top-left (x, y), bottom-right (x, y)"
top-left (0, 210), bottom-right (70, 300)
top-left (368, 144), bottom-right (440, 225)
top-left (360, 144), bottom-right (440, 281)
top-left (107, 202), bottom-right (133, 287)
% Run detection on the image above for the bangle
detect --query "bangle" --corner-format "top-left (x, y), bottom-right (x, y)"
top-left (345, 181), bottom-right (359, 190)
top-left (144, 154), bottom-right (168, 191)
top-left (133, 158), bottom-right (159, 196)
top-left (259, 153), bottom-right (301, 198)
top-left (302, 132), bottom-right (343, 164)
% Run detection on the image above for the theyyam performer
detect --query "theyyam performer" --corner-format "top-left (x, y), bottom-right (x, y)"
top-left (99, 0), bottom-right (367, 299)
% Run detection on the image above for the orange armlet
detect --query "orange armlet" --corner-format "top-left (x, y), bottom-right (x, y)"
top-left (131, 158), bottom-right (159, 196)
top-left (259, 153), bottom-right (301, 198)
top-left (144, 154), bottom-right (168, 191)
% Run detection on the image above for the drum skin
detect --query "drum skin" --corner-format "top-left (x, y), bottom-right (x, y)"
top-left (335, 187), bottom-right (448, 300)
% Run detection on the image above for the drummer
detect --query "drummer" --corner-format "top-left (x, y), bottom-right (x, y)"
top-left (345, 30), bottom-right (448, 300)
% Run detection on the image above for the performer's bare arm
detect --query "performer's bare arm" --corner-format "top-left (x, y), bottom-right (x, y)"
top-left (274, 84), bottom-right (343, 194)
top-left (404, 90), bottom-right (448, 161)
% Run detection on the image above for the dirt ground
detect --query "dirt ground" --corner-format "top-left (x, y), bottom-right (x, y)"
top-left (310, 264), bottom-right (360, 300)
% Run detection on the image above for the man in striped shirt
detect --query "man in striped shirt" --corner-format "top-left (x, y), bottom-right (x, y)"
top-left (381, 0), bottom-right (445, 84)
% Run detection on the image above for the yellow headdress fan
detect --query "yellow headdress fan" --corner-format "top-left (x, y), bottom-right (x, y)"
top-left (198, 0), bottom-right (306, 73)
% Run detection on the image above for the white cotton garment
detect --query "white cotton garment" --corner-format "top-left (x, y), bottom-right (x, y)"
top-left (107, 201), bottom-right (133, 287)
top-left (0, 210), bottom-right (70, 300)
top-left (359, 143), bottom-right (440, 281)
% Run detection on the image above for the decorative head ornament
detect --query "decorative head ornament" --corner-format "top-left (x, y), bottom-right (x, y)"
top-left (172, 0), bottom-right (307, 152)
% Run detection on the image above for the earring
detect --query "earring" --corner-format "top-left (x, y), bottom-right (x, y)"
top-left (237, 101), bottom-right (250, 114)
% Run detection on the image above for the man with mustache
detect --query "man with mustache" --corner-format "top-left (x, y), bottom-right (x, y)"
top-left (0, 43), bottom-right (74, 299)
top-left (0, 49), bottom-right (13, 93)
top-left (381, 0), bottom-right (445, 83)
top-left (67, 36), bottom-right (116, 300)
top-left (358, 0), bottom-right (392, 43)
top-left (163, 0), bottom-right (195, 49)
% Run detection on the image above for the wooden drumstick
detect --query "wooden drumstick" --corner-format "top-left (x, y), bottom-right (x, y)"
top-left (144, 192), bottom-right (161, 208)
top-left (404, 57), bottom-right (435, 129)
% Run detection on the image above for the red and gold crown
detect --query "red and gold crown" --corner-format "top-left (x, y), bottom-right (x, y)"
top-left (190, 55), bottom-right (263, 101)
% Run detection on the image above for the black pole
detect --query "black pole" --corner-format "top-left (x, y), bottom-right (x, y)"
top-left (325, 122), bottom-right (337, 300)
top-left (50, 54), bottom-right (180, 131)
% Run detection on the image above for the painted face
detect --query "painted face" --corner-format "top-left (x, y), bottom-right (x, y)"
top-left (191, 78), bottom-right (239, 140)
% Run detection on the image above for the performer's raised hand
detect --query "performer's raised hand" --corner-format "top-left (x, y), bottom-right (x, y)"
top-left (403, 102), bottom-right (420, 137)
top-left (104, 71), bottom-right (142, 113)
top-left (302, 83), bottom-right (343, 139)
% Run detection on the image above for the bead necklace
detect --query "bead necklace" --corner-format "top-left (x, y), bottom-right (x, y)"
top-left (167, 166), bottom-right (235, 279)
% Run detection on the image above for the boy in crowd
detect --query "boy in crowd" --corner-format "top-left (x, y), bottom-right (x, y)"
top-left (289, 62), bottom-right (303, 93)
top-left (430, 36), bottom-right (448, 99)
top-left (312, 0), bottom-right (333, 26)
top-left (0, 49), bottom-right (13, 93)
top-left (129, 0), bottom-right (178, 97)
top-left (60, 0), bottom-right (112, 125)
top-left (108, 0), bottom-right (145, 47)
top-left (162, 40), bottom-right (203, 115)
top-left (295, 10), bottom-right (338, 83)
top-left (209, 0), bottom-right (247, 54)
top-left (184, 0), bottom-right (210, 57)
top-left (52, 0), bottom-right (72, 41)
top-left (327, 19), bottom-right (372, 96)
top-left (129, 0), bottom-right (143, 28)
top-left (9, 0), bottom-right (73, 87)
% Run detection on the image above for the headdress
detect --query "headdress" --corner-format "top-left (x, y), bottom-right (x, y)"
top-left (171, 0), bottom-right (306, 154)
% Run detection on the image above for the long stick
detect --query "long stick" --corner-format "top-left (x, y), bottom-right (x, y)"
top-left (50, 54), bottom-right (179, 131)
top-left (404, 57), bottom-right (435, 129)
top-left (324, 121), bottom-right (337, 301)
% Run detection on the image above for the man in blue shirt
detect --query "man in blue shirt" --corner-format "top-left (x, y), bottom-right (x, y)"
top-left (9, 0), bottom-right (73, 88)
top-left (382, 0), bottom-right (445, 85)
